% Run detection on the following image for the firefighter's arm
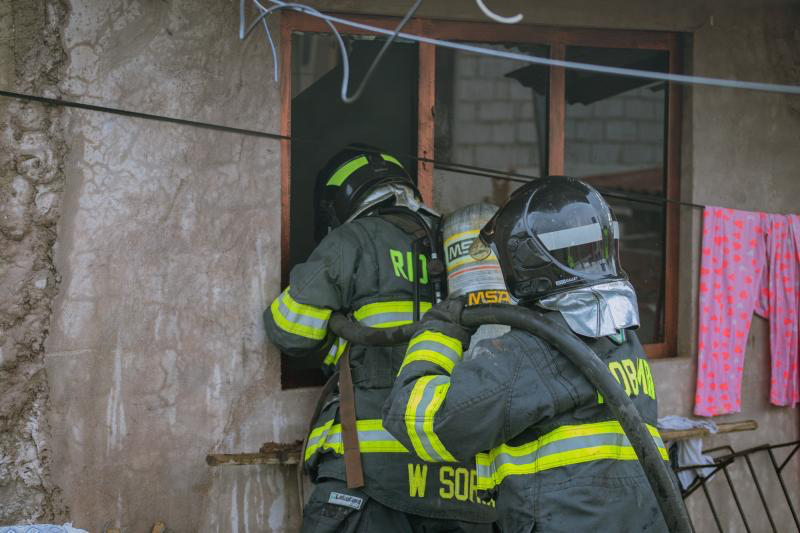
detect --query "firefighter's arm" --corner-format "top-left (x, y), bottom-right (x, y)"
top-left (263, 225), bottom-right (360, 357)
top-left (383, 321), bottom-right (557, 462)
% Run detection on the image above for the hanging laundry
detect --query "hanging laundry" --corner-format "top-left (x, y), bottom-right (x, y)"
top-left (694, 207), bottom-right (800, 416)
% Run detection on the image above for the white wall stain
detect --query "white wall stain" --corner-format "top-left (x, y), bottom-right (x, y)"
top-left (105, 343), bottom-right (126, 454)
top-left (230, 480), bottom-right (239, 533)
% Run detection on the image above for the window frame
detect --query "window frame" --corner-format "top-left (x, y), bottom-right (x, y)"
top-left (279, 11), bottom-right (682, 367)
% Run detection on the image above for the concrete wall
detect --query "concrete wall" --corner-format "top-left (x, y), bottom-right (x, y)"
top-left (0, 0), bottom-right (797, 531)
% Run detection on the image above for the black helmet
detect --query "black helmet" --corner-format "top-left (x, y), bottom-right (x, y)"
top-left (315, 145), bottom-right (419, 238)
top-left (476, 176), bottom-right (625, 303)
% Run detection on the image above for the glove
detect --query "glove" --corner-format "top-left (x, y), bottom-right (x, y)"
top-left (422, 297), bottom-right (475, 348)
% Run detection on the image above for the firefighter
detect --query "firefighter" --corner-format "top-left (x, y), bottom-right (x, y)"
top-left (263, 146), bottom-right (496, 532)
top-left (383, 176), bottom-right (670, 533)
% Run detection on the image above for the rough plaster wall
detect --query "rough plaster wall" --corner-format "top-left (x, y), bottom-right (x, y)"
top-left (45, 1), bottom-right (316, 531)
top-left (0, 0), bottom-right (68, 523)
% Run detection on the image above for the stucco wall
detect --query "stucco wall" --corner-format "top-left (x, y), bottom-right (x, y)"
top-left (43, 1), bottom-right (313, 530)
top-left (0, 0), bottom-right (797, 531)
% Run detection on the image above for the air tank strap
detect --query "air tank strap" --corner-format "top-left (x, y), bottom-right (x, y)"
top-left (338, 344), bottom-right (365, 488)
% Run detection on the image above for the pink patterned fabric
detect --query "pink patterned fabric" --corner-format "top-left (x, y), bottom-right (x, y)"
top-left (694, 207), bottom-right (800, 416)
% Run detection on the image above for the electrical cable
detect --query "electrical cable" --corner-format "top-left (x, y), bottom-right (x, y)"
top-left (474, 0), bottom-right (523, 24)
top-left (256, 0), bottom-right (800, 95)
top-left (0, 87), bottom-right (705, 211)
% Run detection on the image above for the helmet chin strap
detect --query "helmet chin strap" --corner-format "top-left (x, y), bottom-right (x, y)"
top-left (537, 280), bottom-right (640, 338)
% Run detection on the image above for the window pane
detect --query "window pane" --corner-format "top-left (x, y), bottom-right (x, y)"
top-left (434, 43), bottom-right (548, 213)
top-left (564, 46), bottom-right (669, 344)
top-left (286, 32), bottom-right (419, 388)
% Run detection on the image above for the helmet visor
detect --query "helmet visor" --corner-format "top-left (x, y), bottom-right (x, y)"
top-left (534, 220), bottom-right (620, 277)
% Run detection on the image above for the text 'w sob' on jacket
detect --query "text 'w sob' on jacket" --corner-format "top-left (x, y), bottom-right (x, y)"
top-left (382, 315), bottom-right (671, 533)
top-left (263, 216), bottom-right (497, 523)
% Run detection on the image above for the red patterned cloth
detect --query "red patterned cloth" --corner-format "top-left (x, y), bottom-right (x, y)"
top-left (695, 207), bottom-right (800, 416)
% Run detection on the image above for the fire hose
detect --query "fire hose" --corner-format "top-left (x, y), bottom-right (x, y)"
top-left (328, 303), bottom-right (693, 533)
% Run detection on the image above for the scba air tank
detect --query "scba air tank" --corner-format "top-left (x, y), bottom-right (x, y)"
top-left (442, 203), bottom-right (511, 357)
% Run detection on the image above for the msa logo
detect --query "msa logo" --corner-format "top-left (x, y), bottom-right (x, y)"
top-left (467, 290), bottom-right (511, 305)
top-left (446, 238), bottom-right (473, 262)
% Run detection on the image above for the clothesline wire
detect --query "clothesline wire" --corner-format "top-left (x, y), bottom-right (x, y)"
top-left (0, 87), bottom-right (705, 210)
top-left (249, 0), bottom-right (800, 95)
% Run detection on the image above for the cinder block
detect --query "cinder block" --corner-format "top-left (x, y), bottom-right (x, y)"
top-left (520, 102), bottom-right (535, 119)
top-left (492, 123), bottom-right (515, 144)
top-left (510, 82), bottom-right (531, 101)
top-left (457, 55), bottom-right (478, 77)
top-left (638, 121), bottom-right (664, 143)
top-left (517, 122), bottom-right (538, 143)
top-left (478, 102), bottom-right (514, 121)
top-left (456, 79), bottom-right (494, 101)
top-left (452, 146), bottom-right (475, 166)
top-left (577, 120), bottom-right (604, 141)
top-left (624, 99), bottom-right (657, 120)
top-left (605, 120), bottom-right (638, 141)
top-left (454, 102), bottom-right (477, 122)
top-left (592, 99), bottom-right (623, 118)
top-left (566, 141), bottom-right (591, 162)
top-left (494, 80), bottom-right (510, 99)
top-left (591, 143), bottom-right (624, 164)
top-left (568, 102), bottom-right (593, 118)
top-left (453, 122), bottom-right (491, 144)
top-left (476, 145), bottom-right (513, 170)
top-left (622, 144), bottom-right (658, 165)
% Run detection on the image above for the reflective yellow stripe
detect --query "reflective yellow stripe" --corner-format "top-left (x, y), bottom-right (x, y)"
top-left (406, 376), bottom-right (436, 462)
top-left (423, 381), bottom-right (456, 462)
top-left (400, 331), bottom-right (464, 374)
top-left (327, 156), bottom-right (369, 186)
top-left (380, 154), bottom-right (404, 169)
top-left (323, 337), bottom-right (349, 366)
top-left (409, 331), bottom-right (463, 354)
top-left (269, 287), bottom-right (331, 340)
top-left (476, 422), bottom-right (668, 489)
top-left (304, 419), bottom-right (408, 461)
top-left (354, 300), bottom-right (432, 328)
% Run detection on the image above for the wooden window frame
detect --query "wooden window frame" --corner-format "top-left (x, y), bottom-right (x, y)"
top-left (280, 11), bottom-right (682, 362)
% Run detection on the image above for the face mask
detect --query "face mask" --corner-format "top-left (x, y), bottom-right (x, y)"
top-left (537, 280), bottom-right (640, 338)
top-left (345, 183), bottom-right (440, 223)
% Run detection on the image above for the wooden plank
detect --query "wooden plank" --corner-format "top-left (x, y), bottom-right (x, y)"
top-left (206, 451), bottom-right (301, 467)
top-left (417, 29), bottom-right (435, 205)
top-left (420, 19), bottom-right (674, 49)
top-left (280, 13), bottom-right (292, 287)
top-left (547, 44), bottom-right (566, 175)
top-left (659, 420), bottom-right (758, 442)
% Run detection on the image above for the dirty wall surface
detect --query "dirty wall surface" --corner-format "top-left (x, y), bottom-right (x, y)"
top-left (43, 0), bottom-right (315, 530)
top-left (0, 0), bottom-right (68, 523)
top-left (0, 0), bottom-right (796, 531)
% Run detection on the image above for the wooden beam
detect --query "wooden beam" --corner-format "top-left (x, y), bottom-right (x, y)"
top-left (279, 13), bottom-right (292, 287)
top-left (659, 420), bottom-right (758, 442)
top-left (417, 30), bottom-right (435, 205)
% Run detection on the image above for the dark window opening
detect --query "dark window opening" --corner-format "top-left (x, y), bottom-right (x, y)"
top-left (282, 31), bottom-right (419, 388)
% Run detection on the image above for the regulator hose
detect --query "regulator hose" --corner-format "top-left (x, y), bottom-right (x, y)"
top-left (327, 304), bottom-right (692, 533)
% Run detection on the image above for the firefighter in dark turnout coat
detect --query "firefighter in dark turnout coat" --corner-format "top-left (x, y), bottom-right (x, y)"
top-left (264, 146), bottom-right (496, 532)
top-left (383, 176), bottom-right (670, 533)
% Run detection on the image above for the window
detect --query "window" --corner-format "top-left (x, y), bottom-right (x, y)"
top-left (280, 13), bottom-right (681, 387)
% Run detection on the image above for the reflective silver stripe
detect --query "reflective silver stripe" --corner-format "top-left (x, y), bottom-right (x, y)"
top-left (359, 311), bottom-right (414, 327)
top-left (537, 223), bottom-right (602, 251)
top-left (413, 375), bottom-right (450, 462)
top-left (612, 220), bottom-right (620, 239)
top-left (491, 432), bottom-right (630, 470)
top-left (407, 340), bottom-right (461, 367)
top-left (323, 429), bottom-right (398, 445)
top-left (277, 293), bottom-right (328, 331)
